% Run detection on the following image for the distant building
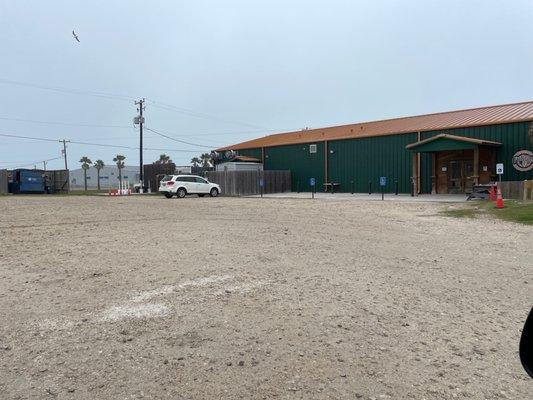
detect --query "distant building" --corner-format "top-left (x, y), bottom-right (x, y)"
top-left (70, 165), bottom-right (140, 189)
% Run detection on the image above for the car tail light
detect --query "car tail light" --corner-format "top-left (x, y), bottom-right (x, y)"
top-left (167, 181), bottom-right (175, 186)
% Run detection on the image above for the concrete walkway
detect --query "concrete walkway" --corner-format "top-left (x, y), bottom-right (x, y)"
top-left (248, 192), bottom-right (469, 203)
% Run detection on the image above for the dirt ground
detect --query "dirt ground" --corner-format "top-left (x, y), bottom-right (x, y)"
top-left (0, 195), bottom-right (531, 399)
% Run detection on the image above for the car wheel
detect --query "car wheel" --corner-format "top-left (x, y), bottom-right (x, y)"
top-left (177, 188), bottom-right (187, 198)
top-left (210, 188), bottom-right (219, 197)
top-left (198, 194), bottom-right (206, 197)
top-left (164, 193), bottom-right (173, 199)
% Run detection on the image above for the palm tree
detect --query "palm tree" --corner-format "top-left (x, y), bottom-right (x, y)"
top-left (155, 154), bottom-right (172, 164)
top-left (79, 156), bottom-right (92, 191)
top-left (200, 153), bottom-right (212, 168)
top-left (94, 160), bottom-right (105, 190)
top-left (113, 154), bottom-right (126, 189)
top-left (190, 157), bottom-right (201, 167)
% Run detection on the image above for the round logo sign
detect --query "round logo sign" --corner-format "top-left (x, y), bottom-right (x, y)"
top-left (512, 150), bottom-right (533, 172)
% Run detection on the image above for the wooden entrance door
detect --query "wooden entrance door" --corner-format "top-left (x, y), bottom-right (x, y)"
top-left (448, 160), bottom-right (474, 193)
top-left (436, 150), bottom-right (475, 194)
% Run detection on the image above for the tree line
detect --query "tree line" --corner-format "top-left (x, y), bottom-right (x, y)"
top-left (78, 153), bottom-right (212, 191)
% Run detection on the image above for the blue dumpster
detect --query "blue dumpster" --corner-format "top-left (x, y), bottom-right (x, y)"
top-left (9, 169), bottom-right (45, 193)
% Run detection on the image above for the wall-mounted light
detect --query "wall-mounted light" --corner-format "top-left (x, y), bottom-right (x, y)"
top-left (329, 150), bottom-right (335, 154)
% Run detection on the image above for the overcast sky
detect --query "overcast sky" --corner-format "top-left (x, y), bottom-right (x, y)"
top-left (1, 0), bottom-right (532, 170)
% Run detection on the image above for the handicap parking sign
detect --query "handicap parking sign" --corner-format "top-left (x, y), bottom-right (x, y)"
top-left (310, 178), bottom-right (316, 186)
top-left (379, 176), bottom-right (387, 187)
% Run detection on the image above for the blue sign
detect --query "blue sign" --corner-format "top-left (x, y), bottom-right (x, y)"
top-left (259, 179), bottom-right (264, 187)
top-left (379, 176), bottom-right (387, 187)
top-left (310, 178), bottom-right (316, 186)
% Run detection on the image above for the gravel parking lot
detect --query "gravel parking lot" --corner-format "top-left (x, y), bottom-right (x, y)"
top-left (0, 195), bottom-right (531, 399)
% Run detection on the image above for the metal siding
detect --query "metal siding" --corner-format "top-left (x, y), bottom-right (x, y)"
top-left (237, 148), bottom-right (263, 160)
top-left (420, 122), bottom-right (533, 182)
top-left (328, 133), bottom-right (416, 193)
top-left (265, 143), bottom-right (324, 192)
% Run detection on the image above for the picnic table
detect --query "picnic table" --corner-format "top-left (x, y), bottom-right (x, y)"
top-left (323, 182), bottom-right (340, 193)
top-left (467, 184), bottom-right (494, 200)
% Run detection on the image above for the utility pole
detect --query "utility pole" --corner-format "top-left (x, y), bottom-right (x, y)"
top-left (59, 139), bottom-right (70, 170)
top-left (43, 160), bottom-right (47, 171)
top-left (134, 99), bottom-right (145, 192)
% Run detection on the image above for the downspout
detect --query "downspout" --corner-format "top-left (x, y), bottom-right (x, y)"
top-left (324, 140), bottom-right (328, 186)
top-left (417, 131), bottom-right (421, 194)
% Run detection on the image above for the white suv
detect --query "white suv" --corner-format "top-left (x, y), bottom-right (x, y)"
top-left (159, 175), bottom-right (221, 198)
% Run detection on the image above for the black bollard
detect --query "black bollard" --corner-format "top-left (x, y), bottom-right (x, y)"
top-left (297, 181), bottom-right (300, 193)
top-left (395, 180), bottom-right (398, 195)
top-left (368, 181), bottom-right (372, 195)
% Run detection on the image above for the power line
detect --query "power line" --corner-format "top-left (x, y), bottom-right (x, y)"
top-left (147, 99), bottom-right (264, 129)
top-left (3, 156), bottom-right (63, 170)
top-left (0, 78), bottom-right (266, 130)
top-left (0, 132), bottom-right (207, 153)
top-left (0, 132), bottom-right (58, 142)
top-left (0, 116), bottom-right (133, 129)
top-left (0, 78), bottom-right (135, 102)
top-left (144, 127), bottom-right (217, 148)
top-left (0, 113), bottom-right (283, 137)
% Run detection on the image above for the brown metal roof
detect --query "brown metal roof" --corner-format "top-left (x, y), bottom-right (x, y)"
top-left (216, 101), bottom-right (533, 151)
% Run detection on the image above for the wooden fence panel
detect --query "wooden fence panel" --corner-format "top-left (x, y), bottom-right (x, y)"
top-left (498, 181), bottom-right (524, 199)
top-left (206, 170), bottom-right (291, 196)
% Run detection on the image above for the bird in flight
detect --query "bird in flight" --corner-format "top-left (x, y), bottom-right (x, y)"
top-left (72, 30), bottom-right (80, 42)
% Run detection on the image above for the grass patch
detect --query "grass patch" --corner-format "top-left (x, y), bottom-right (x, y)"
top-left (442, 200), bottom-right (533, 225)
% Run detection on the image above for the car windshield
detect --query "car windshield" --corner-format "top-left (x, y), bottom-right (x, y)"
top-left (160, 175), bottom-right (173, 182)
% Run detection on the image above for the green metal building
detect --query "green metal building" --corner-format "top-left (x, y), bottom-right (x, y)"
top-left (215, 102), bottom-right (533, 194)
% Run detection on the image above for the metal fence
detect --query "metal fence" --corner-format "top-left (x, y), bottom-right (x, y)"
top-left (0, 169), bottom-right (7, 194)
top-left (205, 170), bottom-right (291, 196)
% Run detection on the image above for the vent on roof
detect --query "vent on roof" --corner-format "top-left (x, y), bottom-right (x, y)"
top-left (309, 144), bottom-right (317, 154)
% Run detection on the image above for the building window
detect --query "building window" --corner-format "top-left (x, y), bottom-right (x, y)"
top-left (123, 176), bottom-right (128, 179)
top-left (309, 144), bottom-right (317, 154)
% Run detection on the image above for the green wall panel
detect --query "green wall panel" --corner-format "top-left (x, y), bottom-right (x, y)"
top-left (265, 142), bottom-right (324, 192)
top-left (237, 148), bottom-right (263, 160)
top-left (328, 133), bottom-right (417, 193)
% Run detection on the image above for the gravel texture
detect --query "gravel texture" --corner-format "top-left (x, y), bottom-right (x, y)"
top-left (0, 195), bottom-right (531, 399)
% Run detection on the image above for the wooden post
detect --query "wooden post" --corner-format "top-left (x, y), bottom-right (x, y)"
top-left (431, 153), bottom-right (437, 194)
top-left (473, 145), bottom-right (480, 185)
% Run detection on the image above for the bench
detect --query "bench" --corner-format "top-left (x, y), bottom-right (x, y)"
top-left (466, 184), bottom-right (493, 200)
top-left (323, 182), bottom-right (340, 193)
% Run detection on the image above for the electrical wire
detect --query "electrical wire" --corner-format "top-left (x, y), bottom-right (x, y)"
top-left (0, 132), bottom-right (206, 153)
top-left (4, 156), bottom-right (64, 170)
top-left (0, 78), bottom-right (266, 129)
top-left (0, 113), bottom-right (284, 137)
top-left (0, 116), bottom-right (133, 129)
top-left (0, 78), bottom-right (135, 102)
top-left (144, 127), bottom-right (216, 148)
top-left (147, 99), bottom-right (265, 129)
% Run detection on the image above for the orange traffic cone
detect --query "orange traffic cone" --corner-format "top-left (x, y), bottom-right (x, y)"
top-left (495, 188), bottom-right (504, 209)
